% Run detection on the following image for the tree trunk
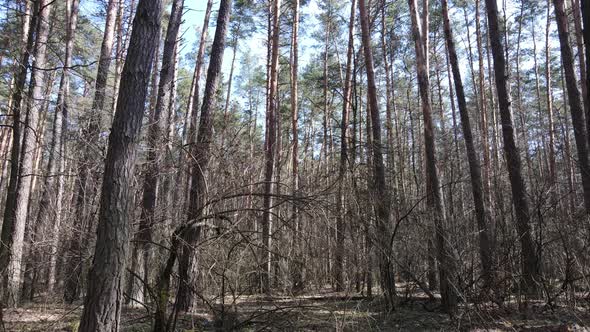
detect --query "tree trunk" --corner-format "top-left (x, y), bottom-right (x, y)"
top-left (514, 3), bottom-right (535, 182)
top-left (582, 0), bottom-right (590, 147)
top-left (221, 30), bottom-right (239, 148)
top-left (484, 0), bottom-right (541, 294)
top-left (0, 0), bottom-right (34, 286)
top-left (260, 0), bottom-right (281, 295)
top-left (77, 1), bottom-right (163, 330)
top-left (442, 0), bottom-right (494, 292)
top-left (0, 0), bottom-right (52, 307)
top-left (532, 21), bottom-right (550, 179)
top-left (409, 0), bottom-right (457, 314)
top-left (382, 0), bottom-right (397, 215)
top-left (322, 16), bottom-right (330, 168)
top-left (182, 0), bottom-right (214, 212)
top-left (290, 0), bottom-right (303, 292)
top-left (128, 0), bottom-right (184, 307)
top-left (176, 0), bottom-right (231, 311)
top-left (334, 0), bottom-right (356, 293)
top-left (28, 0), bottom-right (80, 299)
top-left (554, 0), bottom-right (590, 214)
top-left (358, 0), bottom-right (395, 309)
top-left (110, 0), bottom-right (131, 117)
top-left (546, 0), bottom-right (557, 190)
top-left (475, 0), bottom-right (491, 203)
top-left (64, 0), bottom-right (119, 303)
top-left (562, 66), bottom-right (576, 213)
top-left (571, 0), bottom-right (589, 137)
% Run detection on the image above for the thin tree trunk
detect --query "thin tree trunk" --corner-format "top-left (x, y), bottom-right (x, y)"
top-left (176, 0), bottom-right (231, 311)
top-left (110, 0), bottom-right (127, 117)
top-left (0, 0), bottom-right (52, 307)
top-left (77, 1), bottom-right (163, 330)
top-left (484, 0), bottom-right (541, 294)
top-left (382, 1), bottom-right (397, 212)
top-left (322, 15), bottom-right (330, 167)
top-left (29, 0), bottom-right (80, 298)
top-left (409, 0), bottom-right (457, 314)
top-left (334, 0), bottom-right (355, 292)
top-left (442, 0), bottom-right (494, 292)
top-left (545, 4), bottom-right (557, 186)
top-left (182, 0), bottom-right (214, 212)
top-left (64, 0), bottom-right (119, 303)
top-left (571, 0), bottom-right (589, 136)
top-left (581, 0), bottom-right (590, 147)
top-left (562, 66), bottom-right (576, 212)
top-left (554, 0), bottom-right (590, 214)
top-left (290, 0), bottom-right (303, 292)
top-left (518, 4), bottom-right (537, 184)
top-left (0, 0), bottom-right (34, 303)
top-left (359, 0), bottom-right (396, 309)
top-left (221, 30), bottom-right (239, 148)
top-left (259, 0), bottom-right (281, 295)
top-left (475, 0), bottom-right (491, 202)
top-left (128, 0), bottom-right (184, 308)
top-left (531, 22), bottom-right (549, 180)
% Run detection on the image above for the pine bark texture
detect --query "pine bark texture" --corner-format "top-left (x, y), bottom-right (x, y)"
top-left (65, 0), bottom-right (119, 303)
top-left (31, 0), bottom-right (80, 297)
top-left (183, 0), bottom-right (214, 206)
top-left (582, 0), bottom-right (590, 141)
top-left (553, 0), bottom-right (590, 214)
top-left (177, 0), bottom-right (231, 311)
top-left (130, 0), bottom-right (184, 306)
top-left (0, 0), bottom-right (35, 305)
top-left (359, 0), bottom-right (396, 309)
top-left (261, 0), bottom-right (281, 295)
top-left (0, 0), bottom-right (52, 307)
top-left (484, 0), bottom-right (541, 293)
top-left (409, 0), bottom-right (457, 313)
top-left (78, 0), bottom-right (163, 330)
top-left (290, 0), bottom-right (303, 291)
top-left (334, 0), bottom-right (356, 292)
top-left (442, 0), bottom-right (494, 291)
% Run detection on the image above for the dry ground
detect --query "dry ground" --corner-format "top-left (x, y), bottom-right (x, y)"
top-left (3, 290), bottom-right (589, 331)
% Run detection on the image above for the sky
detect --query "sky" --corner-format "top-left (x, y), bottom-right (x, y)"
top-left (76, 0), bottom-right (547, 112)
top-left (77, 0), bottom-right (324, 107)
top-left (77, 0), bottom-right (524, 73)
top-left (183, 0), bottom-right (321, 76)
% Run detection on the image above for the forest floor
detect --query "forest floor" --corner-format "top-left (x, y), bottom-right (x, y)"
top-left (3, 288), bottom-right (589, 331)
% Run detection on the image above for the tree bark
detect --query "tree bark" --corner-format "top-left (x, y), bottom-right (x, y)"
top-left (582, 0), bottom-right (590, 148)
top-left (110, 0), bottom-right (130, 117)
top-left (77, 1), bottom-right (163, 330)
top-left (475, 0), bottom-right (491, 203)
top-left (64, 0), bottom-right (119, 303)
top-left (334, 0), bottom-right (356, 293)
top-left (221, 29), bottom-right (239, 147)
top-left (554, 0), bottom-right (590, 214)
top-left (0, 0), bottom-right (34, 286)
top-left (359, 0), bottom-right (396, 309)
top-left (29, 0), bottom-right (79, 298)
top-left (0, 0), bottom-right (52, 307)
top-left (546, 0), bottom-right (557, 188)
top-left (182, 0), bottom-right (214, 211)
top-left (290, 0), bottom-right (303, 292)
top-left (442, 0), bottom-right (494, 292)
top-left (176, 0), bottom-right (231, 311)
top-left (571, 0), bottom-right (589, 138)
top-left (128, 0), bottom-right (184, 307)
top-left (484, 0), bottom-right (541, 294)
top-left (409, 0), bottom-right (457, 313)
top-left (260, 0), bottom-right (281, 295)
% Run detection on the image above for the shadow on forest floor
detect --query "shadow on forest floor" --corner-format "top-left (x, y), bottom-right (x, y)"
top-left (2, 289), bottom-right (589, 331)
